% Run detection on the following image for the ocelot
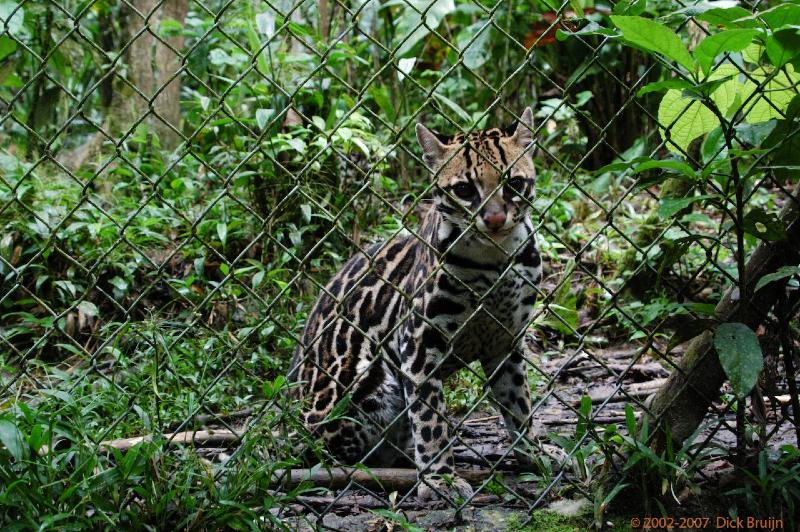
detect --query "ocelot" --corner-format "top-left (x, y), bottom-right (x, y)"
top-left (289, 108), bottom-right (542, 501)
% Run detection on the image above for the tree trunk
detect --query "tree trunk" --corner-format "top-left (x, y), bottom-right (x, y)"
top-left (58, 0), bottom-right (187, 169)
top-left (127, 0), bottom-right (187, 150)
top-left (153, 0), bottom-right (188, 150)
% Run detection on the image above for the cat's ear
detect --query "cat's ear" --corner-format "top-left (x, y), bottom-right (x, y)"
top-left (416, 123), bottom-right (447, 169)
top-left (513, 107), bottom-right (534, 148)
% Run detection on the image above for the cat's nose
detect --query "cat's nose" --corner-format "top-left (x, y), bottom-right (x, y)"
top-left (483, 212), bottom-right (507, 231)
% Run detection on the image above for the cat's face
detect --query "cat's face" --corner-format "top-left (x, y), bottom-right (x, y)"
top-left (416, 108), bottom-right (536, 241)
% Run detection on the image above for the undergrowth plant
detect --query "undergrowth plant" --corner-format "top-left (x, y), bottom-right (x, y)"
top-left (1, 0), bottom-right (799, 527)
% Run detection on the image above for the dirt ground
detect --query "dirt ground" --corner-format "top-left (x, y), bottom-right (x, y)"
top-left (256, 336), bottom-right (798, 530)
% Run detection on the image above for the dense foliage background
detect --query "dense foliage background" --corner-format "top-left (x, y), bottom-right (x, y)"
top-left (1, 0), bottom-right (799, 528)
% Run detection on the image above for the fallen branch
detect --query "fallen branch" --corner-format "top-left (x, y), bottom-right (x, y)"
top-left (289, 492), bottom-right (502, 509)
top-left (271, 467), bottom-right (502, 492)
top-left (463, 415), bottom-right (500, 425)
top-left (99, 429), bottom-right (241, 452)
top-left (164, 408), bottom-right (259, 432)
top-left (575, 378), bottom-right (668, 405)
top-left (544, 416), bottom-right (626, 426)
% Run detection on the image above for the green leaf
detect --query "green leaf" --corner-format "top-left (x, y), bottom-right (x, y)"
top-left (714, 322), bottom-right (764, 399)
top-left (255, 11), bottom-right (275, 38)
top-left (556, 22), bottom-right (618, 41)
top-left (77, 300), bottom-right (98, 318)
top-left (705, 64), bottom-right (753, 118)
top-left (734, 121), bottom-right (777, 147)
top-left (394, 0), bottom-right (455, 57)
top-left (595, 156), bottom-right (697, 180)
top-left (397, 57), bottom-right (416, 80)
top-left (458, 21), bottom-right (493, 70)
top-left (687, 74), bottom-right (735, 99)
top-left (433, 92), bottom-right (471, 123)
top-left (637, 79), bottom-right (693, 97)
top-left (311, 115), bottom-right (326, 132)
top-left (610, 15), bottom-right (696, 71)
top-left (697, 7), bottom-right (757, 29)
top-left (285, 137), bottom-right (306, 154)
top-left (760, 4), bottom-right (800, 30)
top-left (158, 18), bottom-right (183, 38)
top-left (0, 35), bottom-right (15, 61)
top-left (658, 89), bottom-right (719, 154)
top-left (369, 85), bottom-right (395, 122)
top-left (217, 221), bottom-right (227, 245)
top-left (263, 375), bottom-right (286, 400)
top-left (300, 203), bottom-right (312, 223)
top-left (742, 208), bottom-right (787, 242)
top-left (747, 69), bottom-right (800, 123)
top-left (613, 0), bottom-right (646, 17)
top-left (633, 159), bottom-right (697, 179)
top-left (599, 482), bottom-right (630, 514)
top-left (742, 42), bottom-right (765, 64)
top-left (766, 28), bottom-right (800, 68)
top-left (0, 419), bottom-right (27, 461)
top-left (658, 194), bottom-right (716, 218)
top-left (0, 1), bottom-right (24, 35)
top-left (252, 270), bottom-right (265, 289)
top-left (568, 0), bottom-right (584, 19)
top-left (694, 29), bottom-right (759, 75)
top-left (323, 393), bottom-right (352, 423)
top-left (624, 403), bottom-right (637, 435)
top-left (754, 266), bottom-right (800, 292)
top-left (255, 108), bottom-right (274, 130)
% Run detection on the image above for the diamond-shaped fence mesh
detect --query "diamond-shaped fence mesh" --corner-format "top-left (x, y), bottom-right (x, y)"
top-left (1, 0), bottom-right (800, 529)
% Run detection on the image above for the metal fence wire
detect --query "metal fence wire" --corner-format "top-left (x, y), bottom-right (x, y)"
top-left (1, 0), bottom-right (800, 529)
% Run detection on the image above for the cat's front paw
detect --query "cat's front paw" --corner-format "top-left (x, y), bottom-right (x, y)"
top-left (417, 473), bottom-right (474, 502)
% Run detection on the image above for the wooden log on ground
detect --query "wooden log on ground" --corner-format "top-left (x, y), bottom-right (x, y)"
top-left (290, 492), bottom-right (502, 509)
top-left (99, 429), bottom-right (241, 451)
top-left (271, 467), bottom-right (499, 492)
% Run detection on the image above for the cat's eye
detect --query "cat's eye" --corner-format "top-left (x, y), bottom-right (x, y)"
top-left (507, 177), bottom-right (526, 192)
top-left (452, 183), bottom-right (476, 200)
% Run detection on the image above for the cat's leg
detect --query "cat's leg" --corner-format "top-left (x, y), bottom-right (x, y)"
top-left (481, 348), bottom-right (537, 467)
top-left (401, 323), bottom-right (474, 502)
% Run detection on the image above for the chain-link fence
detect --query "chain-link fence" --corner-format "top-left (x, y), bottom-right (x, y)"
top-left (1, 0), bottom-right (800, 529)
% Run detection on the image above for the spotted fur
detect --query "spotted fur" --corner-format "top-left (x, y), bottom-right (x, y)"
top-left (289, 108), bottom-right (542, 501)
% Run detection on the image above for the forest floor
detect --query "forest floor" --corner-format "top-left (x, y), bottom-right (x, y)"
top-left (177, 336), bottom-right (797, 530)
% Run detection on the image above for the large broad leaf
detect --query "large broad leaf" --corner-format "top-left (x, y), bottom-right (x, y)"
top-left (760, 4), bottom-right (800, 30)
top-left (0, 419), bottom-right (26, 461)
top-left (658, 194), bottom-right (717, 218)
top-left (658, 89), bottom-right (719, 154)
top-left (714, 322), bottom-right (764, 399)
top-left (0, 35), bottom-right (15, 61)
top-left (610, 15), bottom-right (695, 71)
top-left (696, 7), bottom-right (758, 29)
top-left (708, 64), bottom-right (755, 118)
top-left (393, 0), bottom-right (455, 57)
top-left (754, 266), bottom-right (800, 292)
top-left (766, 28), bottom-right (800, 68)
top-left (457, 21), bottom-right (493, 70)
top-left (0, 1), bottom-right (24, 36)
top-left (694, 29), bottom-right (759, 75)
top-left (742, 208), bottom-right (788, 242)
top-left (746, 68), bottom-right (800, 122)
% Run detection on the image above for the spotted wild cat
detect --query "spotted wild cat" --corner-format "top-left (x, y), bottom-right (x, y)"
top-left (289, 108), bottom-right (542, 501)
